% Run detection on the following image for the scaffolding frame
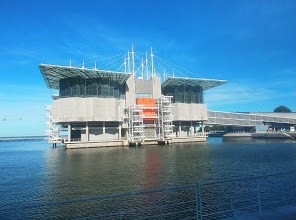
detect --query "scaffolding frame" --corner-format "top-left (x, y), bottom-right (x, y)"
top-left (157, 96), bottom-right (174, 141)
top-left (124, 96), bottom-right (173, 144)
top-left (125, 105), bottom-right (145, 143)
top-left (45, 105), bottom-right (61, 144)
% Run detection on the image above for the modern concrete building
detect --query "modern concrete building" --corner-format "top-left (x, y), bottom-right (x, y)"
top-left (40, 50), bottom-right (226, 148)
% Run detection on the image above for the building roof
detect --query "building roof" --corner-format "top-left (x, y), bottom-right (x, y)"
top-left (39, 64), bottom-right (132, 89)
top-left (161, 77), bottom-right (227, 90)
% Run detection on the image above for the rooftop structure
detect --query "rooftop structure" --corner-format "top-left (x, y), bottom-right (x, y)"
top-left (40, 47), bottom-right (227, 148)
top-left (39, 64), bottom-right (131, 90)
top-left (162, 76), bottom-right (226, 90)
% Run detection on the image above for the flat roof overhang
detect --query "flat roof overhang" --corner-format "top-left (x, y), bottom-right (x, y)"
top-left (39, 64), bottom-right (132, 90)
top-left (161, 77), bottom-right (227, 90)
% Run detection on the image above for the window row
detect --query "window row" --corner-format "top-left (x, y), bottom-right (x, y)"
top-left (59, 78), bottom-right (125, 99)
top-left (162, 85), bottom-right (204, 103)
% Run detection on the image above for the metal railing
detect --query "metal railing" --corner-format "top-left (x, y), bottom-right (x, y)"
top-left (207, 110), bottom-right (296, 126)
top-left (1, 171), bottom-right (296, 219)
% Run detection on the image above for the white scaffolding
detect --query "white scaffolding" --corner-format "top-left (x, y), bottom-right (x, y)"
top-left (45, 105), bottom-right (61, 144)
top-left (124, 96), bottom-right (174, 144)
top-left (125, 105), bottom-right (145, 143)
top-left (157, 96), bottom-right (174, 140)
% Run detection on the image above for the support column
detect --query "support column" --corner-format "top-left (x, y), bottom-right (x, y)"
top-left (154, 122), bottom-right (157, 139)
top-left (118, 123), bottom-right (122, 140)
top-left (86, 122), bottom-right (89, 142)
top-left (179, 121), bottom-right (181, 137)
top-left (103, 121), bottom-right (106, 141)
top-left (190, 121), bottom-right (193, 137)
top-left (68, 123), bottom-right (71, 142)
top-left (201, 122), bottom-right (205, 136)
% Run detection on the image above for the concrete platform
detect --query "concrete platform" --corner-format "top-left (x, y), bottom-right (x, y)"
top-left (171, 136), bottom-right (206, 143)
top-left (223, 132), bottom-right (252, 141)
top-left (64, 136), bottom-right (207, 149)
top-left (64, 140), bottom-right (125, 149)
top-left (252, 132), bottom-right (295, 139)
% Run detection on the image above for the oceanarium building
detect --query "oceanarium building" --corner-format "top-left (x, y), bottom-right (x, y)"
top-left (40, 49), bottom-right (226, 148)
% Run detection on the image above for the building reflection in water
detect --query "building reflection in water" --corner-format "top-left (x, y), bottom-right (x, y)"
top-left (43, 143), bottom-right (210, 218)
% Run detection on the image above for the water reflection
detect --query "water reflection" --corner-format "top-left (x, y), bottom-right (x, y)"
top-left (1, 138), bottom-right (296, 218)
top-left (44, 143), bottom-right (212, 203)
top-left (142, 150), bottom-right (161, 189)
top-left (43, 138), bottom-right (296, 203)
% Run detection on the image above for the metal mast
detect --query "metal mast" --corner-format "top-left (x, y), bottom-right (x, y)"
top-left (151, 47), bottom-right (154, 77)
top-left (141, 58), bottom-right (144, 79)
top-left (127, 50), bottom-right (130, 73)
top-left (124, 55), bottom-right (127, 73)
top-left (145, 52), bottom-right (148, 79)
top-left (132, 45), bottom-right (135, 76)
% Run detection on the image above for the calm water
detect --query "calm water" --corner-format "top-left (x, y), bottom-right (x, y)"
top-left (0, 138), bottom-right (295, 213)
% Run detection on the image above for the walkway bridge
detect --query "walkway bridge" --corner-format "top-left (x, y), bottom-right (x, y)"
top-left (207, 111), bottom-right (296, 126)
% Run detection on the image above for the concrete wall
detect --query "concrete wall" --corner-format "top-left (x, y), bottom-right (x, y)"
top-left (134, 77), bottom-right (161, 98)
top-left (135, 78), bottom-right (153, 95)
top-left (172, 103), bottom-right (208, 121)
top-left (51, 97), bottom-right (122, 123)
top-left (152, 77), bottom-right (162, 98)
top-left (126, 76), bottom-right (162, 106)
top-left (125, 76), bottom-right (136, 107)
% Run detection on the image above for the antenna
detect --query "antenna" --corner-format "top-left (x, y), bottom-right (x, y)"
top-left (69, 58), bottom-right (72, 67)
top-left (141, 58), bottom-right (144, 79)
top-left (124, 55), bottom-right (127, 73)
top-left (127, 50), bottom-right (130, 73)
top-left (131, 45), bottom-right (135, 75)
top-left (173, 69), bottom-right (175, 77)
top-left (151, 47), bottom-right (154, 77)
top-left (82, 59), bottom-right (85, 69)
top-left (145, 52), bottom-right (148, 79)
top-left (94, 60), bottom-right (97, 70)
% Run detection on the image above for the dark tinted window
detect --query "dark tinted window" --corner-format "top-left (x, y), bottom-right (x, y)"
top-left (162, 85), bottom-right (203, 103)
top-left (59, 77), bottom-right (125, 99)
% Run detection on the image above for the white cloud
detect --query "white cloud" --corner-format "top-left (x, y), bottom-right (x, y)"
top-left (205, 82), bottom-right (288, 108)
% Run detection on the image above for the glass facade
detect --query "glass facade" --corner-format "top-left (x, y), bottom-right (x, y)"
top-left (59, 77), bottom-right (125, 99)
top-left (162, 85), bottom-right (203, 103)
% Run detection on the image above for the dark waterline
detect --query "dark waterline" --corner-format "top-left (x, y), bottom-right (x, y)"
top-left (0, 137), bottom-right (295, 209)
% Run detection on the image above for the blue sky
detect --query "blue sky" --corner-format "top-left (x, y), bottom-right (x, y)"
top-left (0, 0), bottom-right (295, 137)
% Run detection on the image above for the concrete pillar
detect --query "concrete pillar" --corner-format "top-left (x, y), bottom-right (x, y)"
top-left (103, 121), bottom-right (106, 141)
top-left (118, 123), bottom-right (122, 140)
top-left (190, 121), bottom-right (194, 137)
top-left (68, 123), bottom-right (71, 142)
top-left (179, 121), bottom-right (181, 137)
top-left (86, 122), bottom-right (89, 142)
top-left (201, 122), bottom-right (205, 136)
